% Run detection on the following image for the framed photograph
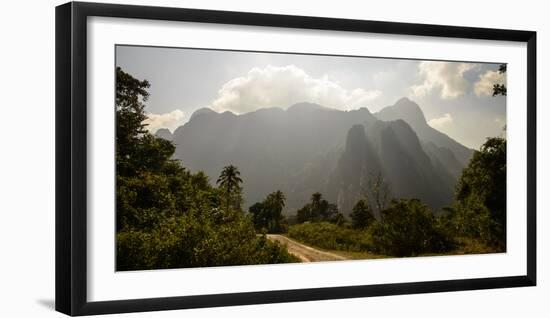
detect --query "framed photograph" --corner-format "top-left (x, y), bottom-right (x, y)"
top-left (55, 1), bottom-right (536, 316)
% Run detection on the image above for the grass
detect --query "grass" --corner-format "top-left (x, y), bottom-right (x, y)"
top-left (449, 237), bottom-right (504, 255)
top-left (288, 222), bottom-right (373, 252)
top-left (283, 233), bottom-right (388, 260)
top-left (328, 249), bottom-right (389, 260)
top-left (292, 235), bottom-right (499, 260)
top-left (287, 223), bottom-right (502, 260)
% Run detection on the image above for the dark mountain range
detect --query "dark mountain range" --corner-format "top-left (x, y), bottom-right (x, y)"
top-left (376, 97), bottom-right (473, 166)
top-left (332, 120), bottom-right (456, 216)
top-left (167, 98), bottom-right (473, 215)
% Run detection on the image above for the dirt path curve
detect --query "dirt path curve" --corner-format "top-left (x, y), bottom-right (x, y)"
top-left (266, 234), bottom-right (348, 262)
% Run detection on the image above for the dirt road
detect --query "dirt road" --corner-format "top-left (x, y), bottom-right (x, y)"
top-left (266, 234), bottom-right (348, 262)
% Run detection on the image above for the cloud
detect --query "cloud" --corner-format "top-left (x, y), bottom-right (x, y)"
top-left (428, 113), bottom-right (453, 129)
top-left (210, 65), bottom-right (381, 113)
top-left (474, 70), bottom-right (506, 96)
top-left (410, 61), bottom-right (476, 99)
top-left (143, 109), bottom-right (185, 133)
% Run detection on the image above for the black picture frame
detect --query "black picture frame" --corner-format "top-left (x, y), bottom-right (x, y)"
top-left (55, 1), bottom-right (537, 316)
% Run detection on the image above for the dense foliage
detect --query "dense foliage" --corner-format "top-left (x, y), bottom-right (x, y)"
top-left (289, 199), bottom-right (453, 257)
top-left (350, 199), bottom-right (376, 229)
top-left (493, 64), bottom-right (507, 96)
top-left (446, 137), bottom-right (507, 248)
top-left (295, 192), bottom-right (345, 225)
top-left (289, 136), bottom-right (506, 258)
top-left (249, 190), bottom-right (289, 233)
top-left (115, 66), bottom-right (507, 267)
top-left (117, 213), bottom-right (296, 270)
top-left (115, 68), bottom-right (297, 270)
top-left (288, 222), bottom-right (373, 252)
top-left (369, 199), bottom-right (454, 256)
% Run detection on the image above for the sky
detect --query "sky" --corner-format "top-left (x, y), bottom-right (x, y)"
top-left (116, 45), bottom-right (506, 149)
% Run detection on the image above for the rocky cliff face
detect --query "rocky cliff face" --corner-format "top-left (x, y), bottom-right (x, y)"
top-left (169, 98), bottom-right (472, 215)
top-left (332, 120), bottom-right (455, 216)
top-left (376, 97), bottom-right (473, 166)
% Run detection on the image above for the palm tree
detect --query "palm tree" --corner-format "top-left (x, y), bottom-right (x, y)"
top-left (310, 192), bottom-right (323, 209)
top-left (217, 165), bottom-right (243, 213)
top-left (271, 190), bottom-right (286, 211)
top-left (309, 192), bottom-right (323, 221)
top-left (266, 190), bottom-right (286, 233)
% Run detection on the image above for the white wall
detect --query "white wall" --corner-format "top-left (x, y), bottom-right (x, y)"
top-left (0, 0), bottom-right (547, 316)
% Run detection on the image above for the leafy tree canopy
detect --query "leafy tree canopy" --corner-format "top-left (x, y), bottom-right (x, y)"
top-left (115, 68), bottom-right (297, 270)
top-left (451, 137), bottom-right (507, 247)
top-left (350, 199), bottom-right (375, 229)
top-left (370, 199), bottom-right (453, 256)
top-left (249, 190), bottom-right (288, 233)
top-left (492, 63), bottom-right (507, 96)
top-left (217, 164), bottom-right (244, 214)
top-left (296, 192), bottom-right (343, 224)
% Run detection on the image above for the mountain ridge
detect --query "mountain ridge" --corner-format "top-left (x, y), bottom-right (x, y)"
top-left (375, 97), bottom-right (473, 165)
top-left (163, 98), bottom-right (472, 215)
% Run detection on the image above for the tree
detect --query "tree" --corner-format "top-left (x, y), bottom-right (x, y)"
top-left (350, 199), bottom-right (375, 229)
top-left (114, 68), bottom-right (298, 270)
top-left (492, 64), bottom-right (507, 96)
top-left (115, 68), bottom-right (181, 231)
top-left (311, 192), bottom-right (323, 207)
top-left (116, 67), bottom-right (151, 176)
top-left (331, 212), bottom-right (346, 226)
top-left (249, 202), bottom-right (268, 231)
top-left (453, 137), bottom-right (506, 247)
top-left (370, 199), bottom-right (453, 256)
top-left (269, 190), bottom-right (286, 212)
top-left (325, 203), bottom-right (341, 224)
top-left (250, 190), bottom-right (288, 233)
top-left (295, 192), bottom-right (340, 224)
top-left (296, 204), bottom-right (311, 224)
top-left (444, 196), bottom-right (495, 244)
top-left (361, 172), bottom-right (391, 219)
top-left (216, 165), bottom-right (244, 214)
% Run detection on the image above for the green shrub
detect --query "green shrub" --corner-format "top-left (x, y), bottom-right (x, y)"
top-left (117, 211), bottom-right (298, 270)
top-left (444, 195), bottom-right (502, 248)
top-left (249, 190), bottom-right (289, 234)
top-left (453, 137), bottom-right (506, 249)
top-left (350, 199), bottom-right (375, 229)
top-left (288, 222), bottom-right (373, 252)
top-left (369, 199), bottom-right (454, 257)
top-left (115, 68), bottom-right (298, 270)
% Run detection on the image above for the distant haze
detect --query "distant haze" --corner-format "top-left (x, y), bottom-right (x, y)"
top-left (158, 98), bottom-right (473, 215)
top-left (116, 45), bottom-right (506, 149)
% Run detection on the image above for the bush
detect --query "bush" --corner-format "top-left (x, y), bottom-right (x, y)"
top-left (288, 222), bottom-right (373, 252)
top-left (454, 137), bottom-right (506, 248)
top-left (350, 199), bottom-right (375, 229)
top-left (117, 211), bottom-right (298, 270)
top-left (369, 199), bottom-right (454, 257)
top-left (251, 235), bottom-right (300, 264)
top-left (115, 68), bottom-right (299, 270)
top-left (116, 230), bottom-right (155, 270)
top-left (446, 195), bottom-right (502, 248)
top-left (249, 190), bottom-right (289, 234)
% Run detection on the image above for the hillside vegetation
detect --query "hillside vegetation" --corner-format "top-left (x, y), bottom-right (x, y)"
top-left (116, 67), bottom-right (506, 269)
top-left (115, 67), bottom-right (298, 270)
top-left (287, 136), bottom-right (506, 257)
